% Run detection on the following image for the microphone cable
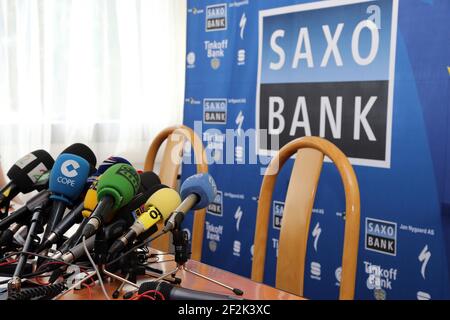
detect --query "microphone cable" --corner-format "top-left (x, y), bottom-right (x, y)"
top-left (82, 235), bottom-right (110, 300)
top-left (7, 282), bottom-right (66, 300)
top-left (0, 250), bottom-right (94, 286)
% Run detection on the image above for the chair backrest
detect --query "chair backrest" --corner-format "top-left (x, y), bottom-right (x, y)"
top-left (251, 137), bottom-right (360, 300)
top-left (144, 125), bottom-right (208, 261)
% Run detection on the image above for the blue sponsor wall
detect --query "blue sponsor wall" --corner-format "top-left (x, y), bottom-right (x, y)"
top-left (181, 0), bottom-right (450, 300)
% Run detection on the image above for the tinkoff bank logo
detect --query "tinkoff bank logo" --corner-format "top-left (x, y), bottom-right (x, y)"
top-left (206, 3), bottom-right (227, 32)
top-left (365, 218), bottom-right (397, 256)
top-left (256, 0), bottom-right (398, 168)
top-left (204, 99), bottom-right (227, 124)
top-left (207, 190), bottom-right (223, 216)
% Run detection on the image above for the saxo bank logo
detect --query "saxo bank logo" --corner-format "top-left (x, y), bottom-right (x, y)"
top-left (206, 3), bottom-right (227, 32)
top-left (257, 0), bottom-right (398, 168)
top-left (365, 218), bottom-right (397, 256)
top-left (272, 201), bottom-right (284, 230)
top-left (207, 190), bottom-right (223, 217)
top-left (61, 160), bottom-right (80, 178)
top-left (204, 99), bottom-right (227, 125)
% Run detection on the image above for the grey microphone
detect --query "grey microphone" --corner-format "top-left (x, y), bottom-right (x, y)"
top-left (138, 281), bottom-right (246, 301)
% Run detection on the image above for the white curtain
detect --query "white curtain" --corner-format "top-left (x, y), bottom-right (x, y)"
top-left (0, 0), bottom-right (186, 171)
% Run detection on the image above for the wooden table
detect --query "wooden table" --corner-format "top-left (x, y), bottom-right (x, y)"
top-left (58, 252), bottom-right (303, 300)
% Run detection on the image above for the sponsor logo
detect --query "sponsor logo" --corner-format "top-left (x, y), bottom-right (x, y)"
top-left (235, 111), bottom-right (245, 163)
top-left (207, 190), bottom-right (223, 216)
top-left (272, 201), bottom-right (284, 230)
top-left (61, 160), bottom-right (80, 178)
top-left (185, 97), bottom-right (201, 105)
top-left (237, 49), bottom-right (246, 66)
top-left (312, 222), bottom-right (322, 252)
top-left (229, 0), bottom-right (249, 8)
top-left (211, 58), bottom-right (221, 70)
top-left (417, 291), bottom-right (431, 301)
top-left (204, 40), bottom-right (228, 70)
top-left (188, 7), bottom-right (204, 15)
top-left (223, 192), bottom-right (244, 200)
top-left (204, 99), bottom-right (227, 124)
top-left (205, 222), bottom-right (223, 243)
top-left (364, 261), bottom-right (398, 291)
top-left (186, 52), bottom-right (196, 68)
top-left (365, 218), bottom-right (397, 256)
top-left (399, 224), bottom-right (435, 236)
top-left (374, 288), bottom-right (387, 300)
top-left (239, 13), bottom-right (247, 40)
top-left (335, 267), bottom-right (342, 286)
top-left (233, 240), bottom-right (241, 257)
top-left (418, 245), bottom-right (431, 280)
top-left (209, 240), bottom-right (217, 252)
top-left (234, 206), bottom-right (243, 232)
top-left (310, 262), bottom-right (321, 280)
top-left (206, 3), bottom-right (227, 32)
top-left (257, 0), bottom-right (398, 168)
top-left (272, 238), bottom-right (279, 258)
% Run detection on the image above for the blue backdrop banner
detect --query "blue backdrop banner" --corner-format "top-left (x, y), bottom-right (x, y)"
top-left (182, 0), bottom-right (450, 300)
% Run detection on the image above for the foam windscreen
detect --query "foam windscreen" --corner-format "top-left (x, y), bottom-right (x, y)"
top-left (49, 154), bottom-right (91, 203)
top-left (61, 143), bottom-right (97, 168)
top-left (144, 187), bottom-right (181, 219)
top-left (138, 171), bottom-right (161, 193)
top-left (96, 164), bottom-right (140, 209)
top-left (180, 173), bottom-right (217, 210)
top-left (7, 150), bottom-right (55, 193)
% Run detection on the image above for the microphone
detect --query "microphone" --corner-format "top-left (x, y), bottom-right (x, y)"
top-left (138, 281), bottom-right (245, 300)
top-left (44, 143), bottom-right (96, 239)
top-left (164, 173), bottom-right (217, 232)
top-left (108, 187), bottom-right (181, 256)
top-left (43, 157), bottom-right (134, 251)
top-left (0, 189), bottom-right (51, 231)
top-left (0, 150), bottom-right (54, 207)
top-left (138, 171), bottom-right (161, 193)
top-left (82, 164), bottom-right (141, 238)
top-left (38, 202), bottom-right (84, 251)
top-left (60, 218), bottom-right (129, 264)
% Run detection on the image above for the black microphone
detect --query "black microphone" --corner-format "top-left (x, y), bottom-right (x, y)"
top-left (0, 222), bottom-right (27, 248)
top-left (38, 202), bottom-right (84, 251)
top-left (138, 281), bottom-right (245, 300)
top-left (0, 190), bottom-right (51, 231)
top-left (60, 218), bottom-right (129, 264)
top-left (0, 150), bottom-right (54, 208)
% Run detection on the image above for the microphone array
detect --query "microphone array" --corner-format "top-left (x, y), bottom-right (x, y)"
top-left (0, 144), bottom-right (218, 300)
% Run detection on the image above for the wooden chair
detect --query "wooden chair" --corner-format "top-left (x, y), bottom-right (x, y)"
top-left (251, 137), bottom-right (360, 300)
top-left (144, 125), bottom-right (208, 261)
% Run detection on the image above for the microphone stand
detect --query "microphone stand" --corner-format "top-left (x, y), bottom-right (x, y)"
top-left (7, 199), bottom-right (49, 294)
top-left (149, 212), bottom-right (244, 296)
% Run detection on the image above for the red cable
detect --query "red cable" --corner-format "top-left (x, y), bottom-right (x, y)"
top-left (0, 259), bottom-right (17, 267)
top-left (138, 295), bottom-right (156, 300)
top-left (36, 261), bottom-right (66, 271)
top-left (82, 283), bottom-right (93, 300)
top-left (132, 290), bottom-right (165, 300)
